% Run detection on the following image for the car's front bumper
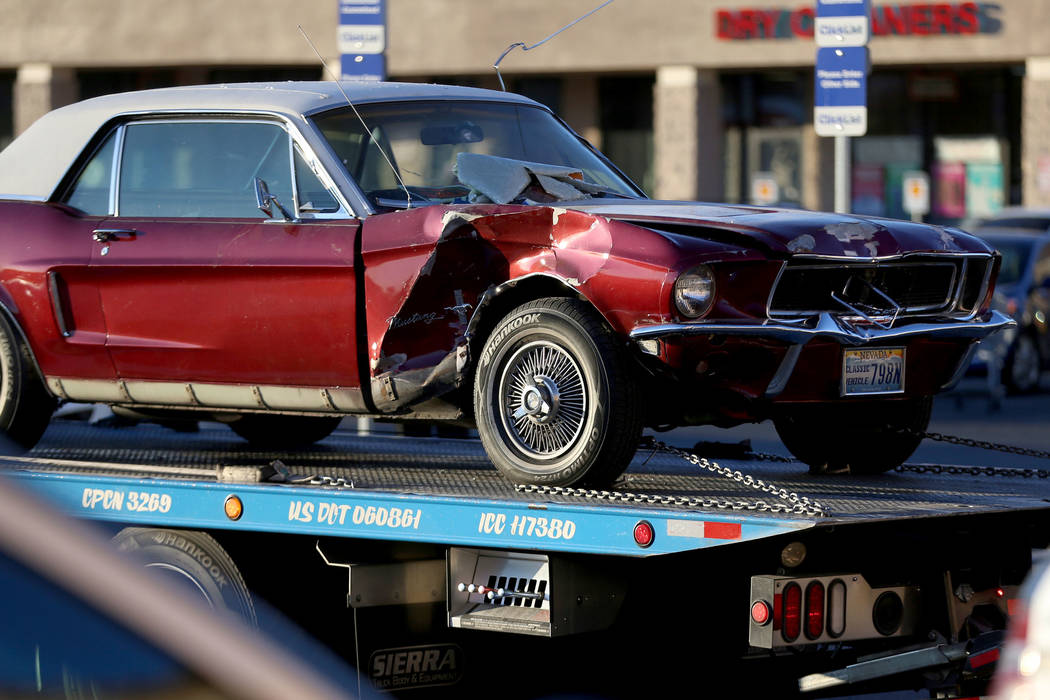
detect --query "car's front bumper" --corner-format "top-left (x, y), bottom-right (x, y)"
top-left (630, 310), bottom-right (1015, 405)
top-left (629, 310), bottom-right (1014, 347)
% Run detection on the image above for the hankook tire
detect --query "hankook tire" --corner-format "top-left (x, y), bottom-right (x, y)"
top-left (112, 527), bottom-right (256, 623)
top-left (474, 297), bottom-right (642, 487)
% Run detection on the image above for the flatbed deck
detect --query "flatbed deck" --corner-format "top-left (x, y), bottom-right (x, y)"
top-left (5, 420), bottom-right (1050, 556)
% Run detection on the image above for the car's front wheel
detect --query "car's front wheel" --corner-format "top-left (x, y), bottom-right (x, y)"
top-left (773, 396), bottom-right (933, 474)
top-left (474, 297), bottom-right (642, 487)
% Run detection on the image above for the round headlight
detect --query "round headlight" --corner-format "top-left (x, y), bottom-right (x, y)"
top-left (674, 265), bottom-right (715, 318)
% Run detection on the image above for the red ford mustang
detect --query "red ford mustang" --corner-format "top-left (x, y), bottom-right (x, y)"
top-left (0, 82), bottom-right (1009, 485)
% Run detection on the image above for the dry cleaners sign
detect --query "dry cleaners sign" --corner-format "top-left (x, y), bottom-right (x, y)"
top-left (716, 2), bottom-right (1002, 40)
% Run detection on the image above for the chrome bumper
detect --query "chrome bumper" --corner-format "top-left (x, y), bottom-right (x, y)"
top-left (629, 310), bottom-right (1014, 347)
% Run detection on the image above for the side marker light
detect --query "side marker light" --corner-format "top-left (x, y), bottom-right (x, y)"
top-left (224, 495), bottom-right (243, 521)
top-left (633, 521), bottom-right (654, 548)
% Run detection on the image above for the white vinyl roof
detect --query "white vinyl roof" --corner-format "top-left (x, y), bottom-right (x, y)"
top-left (0, 81), bottom-right (538, 201)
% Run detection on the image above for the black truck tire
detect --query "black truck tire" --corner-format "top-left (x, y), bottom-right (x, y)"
top-left (0, 312), bottom-right (55, 449)
top-left (474, 297), bottom-right (643, 487)
top-left (773, 396), bottom-right (933, 475)
top-left (112, 527), bottom-right (256, 624)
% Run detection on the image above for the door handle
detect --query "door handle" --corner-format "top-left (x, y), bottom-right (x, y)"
top-left (92, 228), bottom-right (138, 243)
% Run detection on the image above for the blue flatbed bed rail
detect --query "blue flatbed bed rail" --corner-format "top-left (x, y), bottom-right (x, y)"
top-left (5, 422), bottom-right (1050, 557)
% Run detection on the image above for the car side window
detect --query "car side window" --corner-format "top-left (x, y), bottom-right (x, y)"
top-left (118, 121), bottom-right (294, 218)
top-left (65, 133), bottom-right (117, 215)
top-left (294, 146), bottom-right (339, 214)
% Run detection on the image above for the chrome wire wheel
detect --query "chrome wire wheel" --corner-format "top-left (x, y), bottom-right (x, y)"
top-left (498, 340), bottom-right (587, 460)
top-left (475, 297), bottom-right (642, 487)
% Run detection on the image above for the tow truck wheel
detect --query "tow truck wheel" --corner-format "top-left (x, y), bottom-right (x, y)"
top-left (773, 396), bottom-right (932, 475)
top-left (112, 527), bottom-right (256, 623)
top-left (229, 415), bottom-right (341, 448)
top-left (0, 312), bottom-right (55, 448)
top-left (474, 297), bottom-right (643, 487)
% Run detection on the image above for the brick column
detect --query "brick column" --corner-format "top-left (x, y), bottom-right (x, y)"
top-left (653, 66), bottom-right (723, 202)
top-left (14, 63), bottom-right (77, 136)
top-left (1024, 57), bottom-right (1050, 207)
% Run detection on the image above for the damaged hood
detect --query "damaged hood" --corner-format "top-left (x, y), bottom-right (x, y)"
top-left (565, 200), bottom-right (992, 258)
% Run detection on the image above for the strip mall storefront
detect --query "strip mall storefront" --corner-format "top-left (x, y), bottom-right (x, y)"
top-left (716, 2), bottom-right (1020, 224)
top-left (1, 0), bottom-right (1048, 216)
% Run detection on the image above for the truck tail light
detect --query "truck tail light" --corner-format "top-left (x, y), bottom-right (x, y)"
top-left (751, 600), bottom-right (771, 626)
top-left (827, 579), bottom-right (847, 638)
top-left (750, 574), bottom-right (918, 650)
top-left (872, 591), bottom-right (904, 636)
top-left (782, 582), bottom-right (802, 642)
top-left (805, 581), bottom-right (825, 640)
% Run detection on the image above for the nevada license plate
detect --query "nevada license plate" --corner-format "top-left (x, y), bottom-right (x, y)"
top-left (841, 348), bottom-right (905, 396)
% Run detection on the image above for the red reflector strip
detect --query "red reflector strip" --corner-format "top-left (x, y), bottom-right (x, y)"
top-left (704, 521), bottom-right (742, 540)
top-left (967, 647), bottom-right (1000, 669)
top-left (1008, 598), bottom-right (1020, 616)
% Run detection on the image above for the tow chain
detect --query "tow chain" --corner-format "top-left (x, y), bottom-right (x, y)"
top-left (891, 428), bottom-right (1050, 478)
top-left (515, 437), bottom-right (827, 517)
top-left (907, 429), bottom-right (1050, 460)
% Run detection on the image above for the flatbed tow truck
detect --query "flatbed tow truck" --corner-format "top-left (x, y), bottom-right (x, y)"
top-left (5, 419), bottom-right (1050, 698)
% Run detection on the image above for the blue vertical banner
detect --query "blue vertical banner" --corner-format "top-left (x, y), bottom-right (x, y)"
top-left (338, 0), bottom-right (386, 81)
top-left (814, 47), bottom-right (869, 136)
top-left (815, 0), bottom-right (870, 46)
top-left (814, 0), bottom-right (869, 137)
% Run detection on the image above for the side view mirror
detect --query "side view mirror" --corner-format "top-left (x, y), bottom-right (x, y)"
top-left (254, 178), bottom-right (294, 222)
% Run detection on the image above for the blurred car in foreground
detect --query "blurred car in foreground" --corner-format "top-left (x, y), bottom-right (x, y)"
top-left (0, 473), bottom-right (356, 700)
top-left (969, 228), bottom-right (1050, 393)
top-left (994, 550), bottom-right (1050, 699)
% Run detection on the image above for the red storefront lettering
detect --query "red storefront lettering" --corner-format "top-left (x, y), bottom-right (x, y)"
top-left (790, 7), bottom-right (815, 37)
top-left (909, 4), bottom-right (933, 35)
top-left (717, 3), bottom-right (995, 39)
top-left (956, 1), bottom-right (980, 33)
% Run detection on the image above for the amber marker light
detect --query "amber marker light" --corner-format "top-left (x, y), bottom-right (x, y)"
top-left (224, 495), bottom-right (243, 521)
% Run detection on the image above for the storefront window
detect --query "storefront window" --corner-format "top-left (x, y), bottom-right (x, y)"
top-left (854, 67), bottom-right (1020, 225)
top-left (722, 71), bottom-right (807, 207)
top-left (599, 76), bottom-right (654, 195)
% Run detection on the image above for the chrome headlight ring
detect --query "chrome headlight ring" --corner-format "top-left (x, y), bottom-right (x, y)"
top-left (673, 265), bottom-right (716, 319)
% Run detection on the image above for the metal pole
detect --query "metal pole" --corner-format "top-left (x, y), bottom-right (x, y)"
top-left (834, 134), bottom-right (850, 214)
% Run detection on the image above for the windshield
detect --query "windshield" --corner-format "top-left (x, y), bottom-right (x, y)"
top-left (312, 100), bottom-right (642, 207)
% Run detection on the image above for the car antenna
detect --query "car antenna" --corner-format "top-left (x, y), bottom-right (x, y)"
top-left (298, 24), bottom-right (411, 209)
top-left (492, 0), bottom-right (615, 91)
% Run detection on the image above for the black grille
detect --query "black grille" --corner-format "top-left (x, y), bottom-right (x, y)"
top-left (769, 262), bottom-right (959, 315)
top-left (485, 575), bottom-right (548, 608)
